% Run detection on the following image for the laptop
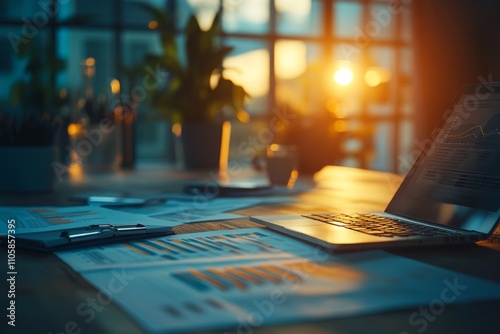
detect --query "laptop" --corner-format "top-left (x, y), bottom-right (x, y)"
top-left (251, 82), bottom-right (500, 251)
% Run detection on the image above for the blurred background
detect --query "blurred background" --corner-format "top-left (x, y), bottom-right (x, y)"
top-left (1, 0), bottom-right (499, 176)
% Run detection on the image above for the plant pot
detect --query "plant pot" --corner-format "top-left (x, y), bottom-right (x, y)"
top-left (180, 122), bottom-right (229, 170)
top-left (0, 146), bottom-right (58, 193)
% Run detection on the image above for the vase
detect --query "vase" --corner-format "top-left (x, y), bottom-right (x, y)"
top-left (180, 122), bottom-right (230, 170)
top-left (0, 146), bottom-right (58, 193)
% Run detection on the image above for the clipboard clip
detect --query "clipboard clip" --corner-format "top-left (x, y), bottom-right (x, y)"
top-left (60, 224), bottom-right (147, 240)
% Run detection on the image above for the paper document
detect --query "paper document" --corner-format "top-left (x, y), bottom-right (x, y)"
top-left (56, 228), bottom-right (500, 334)
top-left (116, 197), bottom-right (293, 225)
top-left (0, 206), bottom-right (176, 250)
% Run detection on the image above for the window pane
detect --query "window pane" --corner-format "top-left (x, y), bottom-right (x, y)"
top-left (123, 0), bottom-right (169, 27)
top-left (0, 0), bottom-right (40, 20)
top-left (275, 40), bottom-right (323, 115)
top-left (330, 45), bottom-right (362, 117)
top-left (222, 0), bottom-right (270, 34)
top-left (368, 3), bottom-right (396, 40)
top-left (400, 47), bottom-right (414, 115)
top-left (0, 26), bottom-right (24, 104)
top-left (334, 1), bottom-right (362, 38)
top-left (398, 120), bottom-right (414, 174)
top-left (276, 0), bottom-right (322, 36)
top-left (57, 28), bottom-right (116, 105)
top-left (370, 122), bottom-right (393, 171)
top-left (366, 47), bottom-right (395, 115)
top-left (223, 38), bottom-right (269, 114)
top-left (1, 27), bottom-right (54, 112)
top-left (401, 5), bottom-right (412, 42)
top-left (58, 0), bottom-right (116, 25)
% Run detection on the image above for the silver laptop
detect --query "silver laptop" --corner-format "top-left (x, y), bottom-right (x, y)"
top-left (251, 82), bottom-right (500, 251)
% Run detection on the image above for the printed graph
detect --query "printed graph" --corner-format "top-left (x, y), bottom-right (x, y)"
top-left (172, 263), bottom-right (305, 293)
top-left (443, 107), bottom-right (500, 148)
top-left (445, 125), bottom-right (500, 143)
top-left (30, 209), bottom-right (100, 224)
top-left (121, 231), bottom-right (278, 259)
top-left (170, 260), bottom-right (364, 293)
top-left (73, 230), bottom-right (300, 267)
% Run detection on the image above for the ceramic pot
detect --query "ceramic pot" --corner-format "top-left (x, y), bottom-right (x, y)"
top-left (180, 123), bottom-right (228, 170)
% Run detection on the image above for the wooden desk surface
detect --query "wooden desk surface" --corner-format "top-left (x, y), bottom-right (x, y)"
top-left (1, 165), bottom-right (499, 334)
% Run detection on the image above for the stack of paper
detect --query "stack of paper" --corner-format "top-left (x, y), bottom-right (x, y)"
top-left (56, 228), bottom-right (500, 333)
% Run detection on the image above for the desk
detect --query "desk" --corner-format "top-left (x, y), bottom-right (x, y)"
top-left (1, 165), bottom-right (499, 334)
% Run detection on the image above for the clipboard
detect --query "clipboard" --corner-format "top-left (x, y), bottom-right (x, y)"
top-left (5, 223), bottom-right (175, 252)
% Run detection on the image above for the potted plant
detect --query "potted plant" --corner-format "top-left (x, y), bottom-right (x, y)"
top-left (140, 4), bottom-right (249, 169)
top-left (0, 35), bottom-right (67, 192)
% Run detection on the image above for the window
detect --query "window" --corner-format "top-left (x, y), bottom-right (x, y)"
top-left (0, 0), bottom-right (414, 172)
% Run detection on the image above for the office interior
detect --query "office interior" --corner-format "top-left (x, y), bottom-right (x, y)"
top-left (1, 1), bottom-right (500, 334)
top-left (1, 0), bottom-right (499, 173)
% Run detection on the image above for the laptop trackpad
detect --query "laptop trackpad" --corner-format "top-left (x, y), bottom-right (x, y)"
top-left (285, 224), bottom-right (387, 245)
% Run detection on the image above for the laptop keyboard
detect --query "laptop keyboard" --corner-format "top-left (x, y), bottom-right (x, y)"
top-left (303, 213), bottom-right (459, 238)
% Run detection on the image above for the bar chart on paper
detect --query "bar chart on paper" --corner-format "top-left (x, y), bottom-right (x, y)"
top-left (56, 229), bottom-right (319, 272)
top-left (58, 228), bottom-right (500, 334)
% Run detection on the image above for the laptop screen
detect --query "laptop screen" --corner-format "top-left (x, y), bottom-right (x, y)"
top-left (386, 82), bottom-right (500, 235)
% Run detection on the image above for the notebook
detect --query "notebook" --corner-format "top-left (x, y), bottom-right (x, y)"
top-left (251, 82), bottom-right (500, 251)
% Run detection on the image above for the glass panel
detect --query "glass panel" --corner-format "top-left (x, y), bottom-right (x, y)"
top-left (368, 3), bottom-right (397, 40)
top-left (333, 1), bottom-right (362, 38)
top-left (123, 0), bottom-right (169, 27)
top-left (58, 0), bottom-right (116, 25)
top-left (276, 0), bottom-right (322, 36)
top-left (222, 0), bottom-right (270, 34)
top-left (398, 120), bottom-right (414, 174)
top-left (181, 0), bottom-right (219, 30)
top-left (366, 47), bottom-right (395, 115)
top-left (275, 40), bottom-right (322, 115)
top-left (1, 27), bottom-right (56, 113)
top-left (120, 29), bottom-right (163, 114)
top-left (136, 117), bottom-right (172, 161)
top-left (57, 29), bottom-right (117, 96)
top-left (0, 26), bottom-right (26, 104)
top-left (401, 4), bottom-right (412, 42)
top-left (370, 121), bottom-right (393, 171)
top-left (330, 45), bottom-right (362, 117)
top-left (0, 0), bottom-right (41, 20)
top-left (223, 38), bottom-right (269, 114)
top-left (400, 47), bottom-right (413, 115)
top-left (122, 31), bottom-right (162, 67)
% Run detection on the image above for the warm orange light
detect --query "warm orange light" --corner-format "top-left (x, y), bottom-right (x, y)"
top-left (236, 110), bottom-right (250, 123)
top-left (364, 67), bottom-right (391, 87)
top-left (219, 121), bottom-right (231, 174)
top-left (364, 69), bottom-right (381, 87)
top-left (223, 49), bottom-right (269, 97)
top-left (334, 67), bottom-right (353, 86)
top-left (287, 169), bottom-right (299, 189)
top-left (275, 40), bottom-right (307, 80)
top-left (326, 99), bottom-right (340, 115)
top-left (210, 71), bottom-right (220, 90)
top-left (84, 68), bottom-right (95, 77)
top-left (333, 120), bottom-right (348, 133)
top-left (59, 88), bottom-right (68, 99)
top-left (148, 20), bottom-right (159, 29)
top-left (172, 123), bottom-right (182, 137)
top-left (67, 123), bottom-right (82, 136)
top-left (84, 57), bottom-right (95, 67)
top-left (68, 163), bottom-right (83, 182)
top-left (110, 79), bottom-right (120, 94)
top-left (268, 143), bottom-right (281, 156)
